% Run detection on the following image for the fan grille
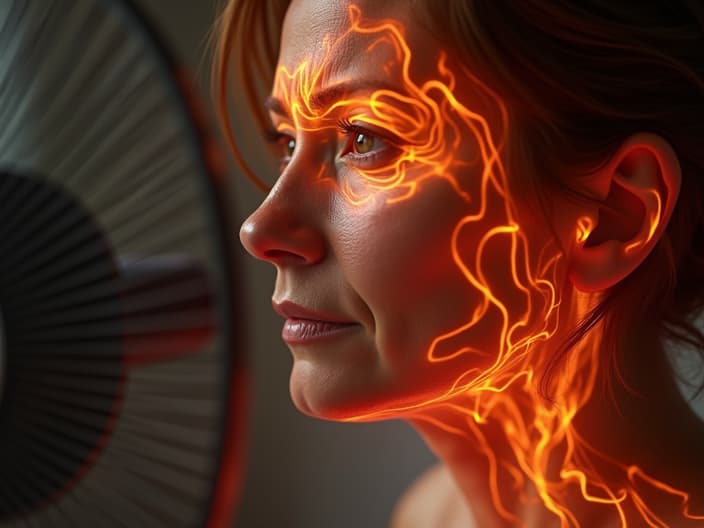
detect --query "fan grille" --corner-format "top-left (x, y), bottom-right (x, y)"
top-left (0, 0), bottom-right (241, 526)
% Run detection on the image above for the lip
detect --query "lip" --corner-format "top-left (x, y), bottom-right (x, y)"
top-left (272, 300), bottom-right (357, 324)
top-left (273, 300), bottom-right (359, 344)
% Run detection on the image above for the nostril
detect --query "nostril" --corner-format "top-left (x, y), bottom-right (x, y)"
top-left (263, 249), bottom-right (310, 265)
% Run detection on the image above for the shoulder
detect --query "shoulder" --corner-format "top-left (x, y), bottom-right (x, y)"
top-left (389, 463), bottom-right (476, 528)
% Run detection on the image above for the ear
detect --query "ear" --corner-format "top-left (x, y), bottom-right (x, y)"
top-left (567, 133), bottom-right (681, 293)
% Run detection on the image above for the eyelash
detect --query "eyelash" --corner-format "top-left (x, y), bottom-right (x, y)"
top-left (337, 118), bottom-right (374, 147)
top-left (263, 119), bottom-right (396, 169)
top-left (264, 128), bottom-right (296, 168)
top-left (335, 117), bottom-right (356, 133)
top-left (336, 118), bottom-right (386, 160)
top-left (264, 128), bottom-right (291, 147)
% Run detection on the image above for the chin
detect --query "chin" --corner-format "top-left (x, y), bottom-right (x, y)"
top-left (288, 359), bottom-right (451, 422)
top-left (286, 359), bottom-right (393, 421)
top-left (289, 385), bottom-right (363, 422)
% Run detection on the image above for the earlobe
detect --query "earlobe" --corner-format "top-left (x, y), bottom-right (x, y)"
top-left (568, 133), bottom-right (681, 293)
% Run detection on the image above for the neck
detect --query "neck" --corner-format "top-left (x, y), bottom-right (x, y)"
top-left (408, 330), bottom-right (704, 527)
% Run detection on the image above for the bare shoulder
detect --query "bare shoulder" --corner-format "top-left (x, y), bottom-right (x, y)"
top-left (389, 463), bottom-right (476, 528)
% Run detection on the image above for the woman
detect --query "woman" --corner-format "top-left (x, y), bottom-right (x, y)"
top-left (213, 1), bottom-right (704, 526)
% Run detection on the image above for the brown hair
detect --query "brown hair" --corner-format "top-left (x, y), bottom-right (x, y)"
top-left (211, 0), bottom-right (289, 190)
top-left (419, 1), bottom-right (704, 395)
top-left (212, 0), bottom-right (704, 394)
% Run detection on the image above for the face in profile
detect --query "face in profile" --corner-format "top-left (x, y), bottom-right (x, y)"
top-left (240, 0), bottom-right (567, 420)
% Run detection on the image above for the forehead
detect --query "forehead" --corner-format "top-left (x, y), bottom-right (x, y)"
top-left (277, 0), bottom-right (440, 93)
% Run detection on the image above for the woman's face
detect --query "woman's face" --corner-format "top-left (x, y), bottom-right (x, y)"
top-left (240, 0), bottom-right (565, 420)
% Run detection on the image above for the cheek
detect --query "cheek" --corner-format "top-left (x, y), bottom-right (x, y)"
top-left (335, 186), bottom-right (485, 372)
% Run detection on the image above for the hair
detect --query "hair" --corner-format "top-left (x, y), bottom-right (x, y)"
top-left (212, 0), bottom-right (704, 395)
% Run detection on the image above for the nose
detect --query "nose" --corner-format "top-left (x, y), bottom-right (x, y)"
top-left (239, 185), bottom-right (326, 267)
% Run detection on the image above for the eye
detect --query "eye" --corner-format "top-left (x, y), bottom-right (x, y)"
top-left (281, 135), bottom-right (296, 158)
top-left (352, 130), bottom-right (376, 154)
top-left (337, 118), bottom-right (397, 165)
top-left (265, 128), bottom-right (296, 166)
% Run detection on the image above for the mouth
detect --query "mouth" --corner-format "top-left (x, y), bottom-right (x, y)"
top-left (273, 300), bottom-right (360, 345)
top-left (281, 318), bottom-right (359, 344)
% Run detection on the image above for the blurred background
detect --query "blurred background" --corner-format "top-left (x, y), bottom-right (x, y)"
top-left (131, 1), bottom-right (437, 527)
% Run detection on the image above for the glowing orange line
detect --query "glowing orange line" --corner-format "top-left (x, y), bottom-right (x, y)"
top-left (270, 4), bottom-right (697, 525)
top-left (624, 189), bottom-right (662, 253)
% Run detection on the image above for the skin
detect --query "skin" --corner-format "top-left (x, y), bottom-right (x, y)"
top-left (239, 0), bottom-right (704, 525)
top-left (240, 0), bottom-right (549, 420)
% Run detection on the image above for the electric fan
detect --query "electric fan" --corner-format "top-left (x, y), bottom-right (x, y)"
top-left (0, 0), bottom-right (245, 526)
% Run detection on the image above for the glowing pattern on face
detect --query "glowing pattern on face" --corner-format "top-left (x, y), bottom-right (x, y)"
top-left (245, 2), bottom-right (700, 526)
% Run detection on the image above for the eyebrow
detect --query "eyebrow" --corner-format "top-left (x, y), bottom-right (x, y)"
top-left (264, 79), bottom-right (401, 117)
